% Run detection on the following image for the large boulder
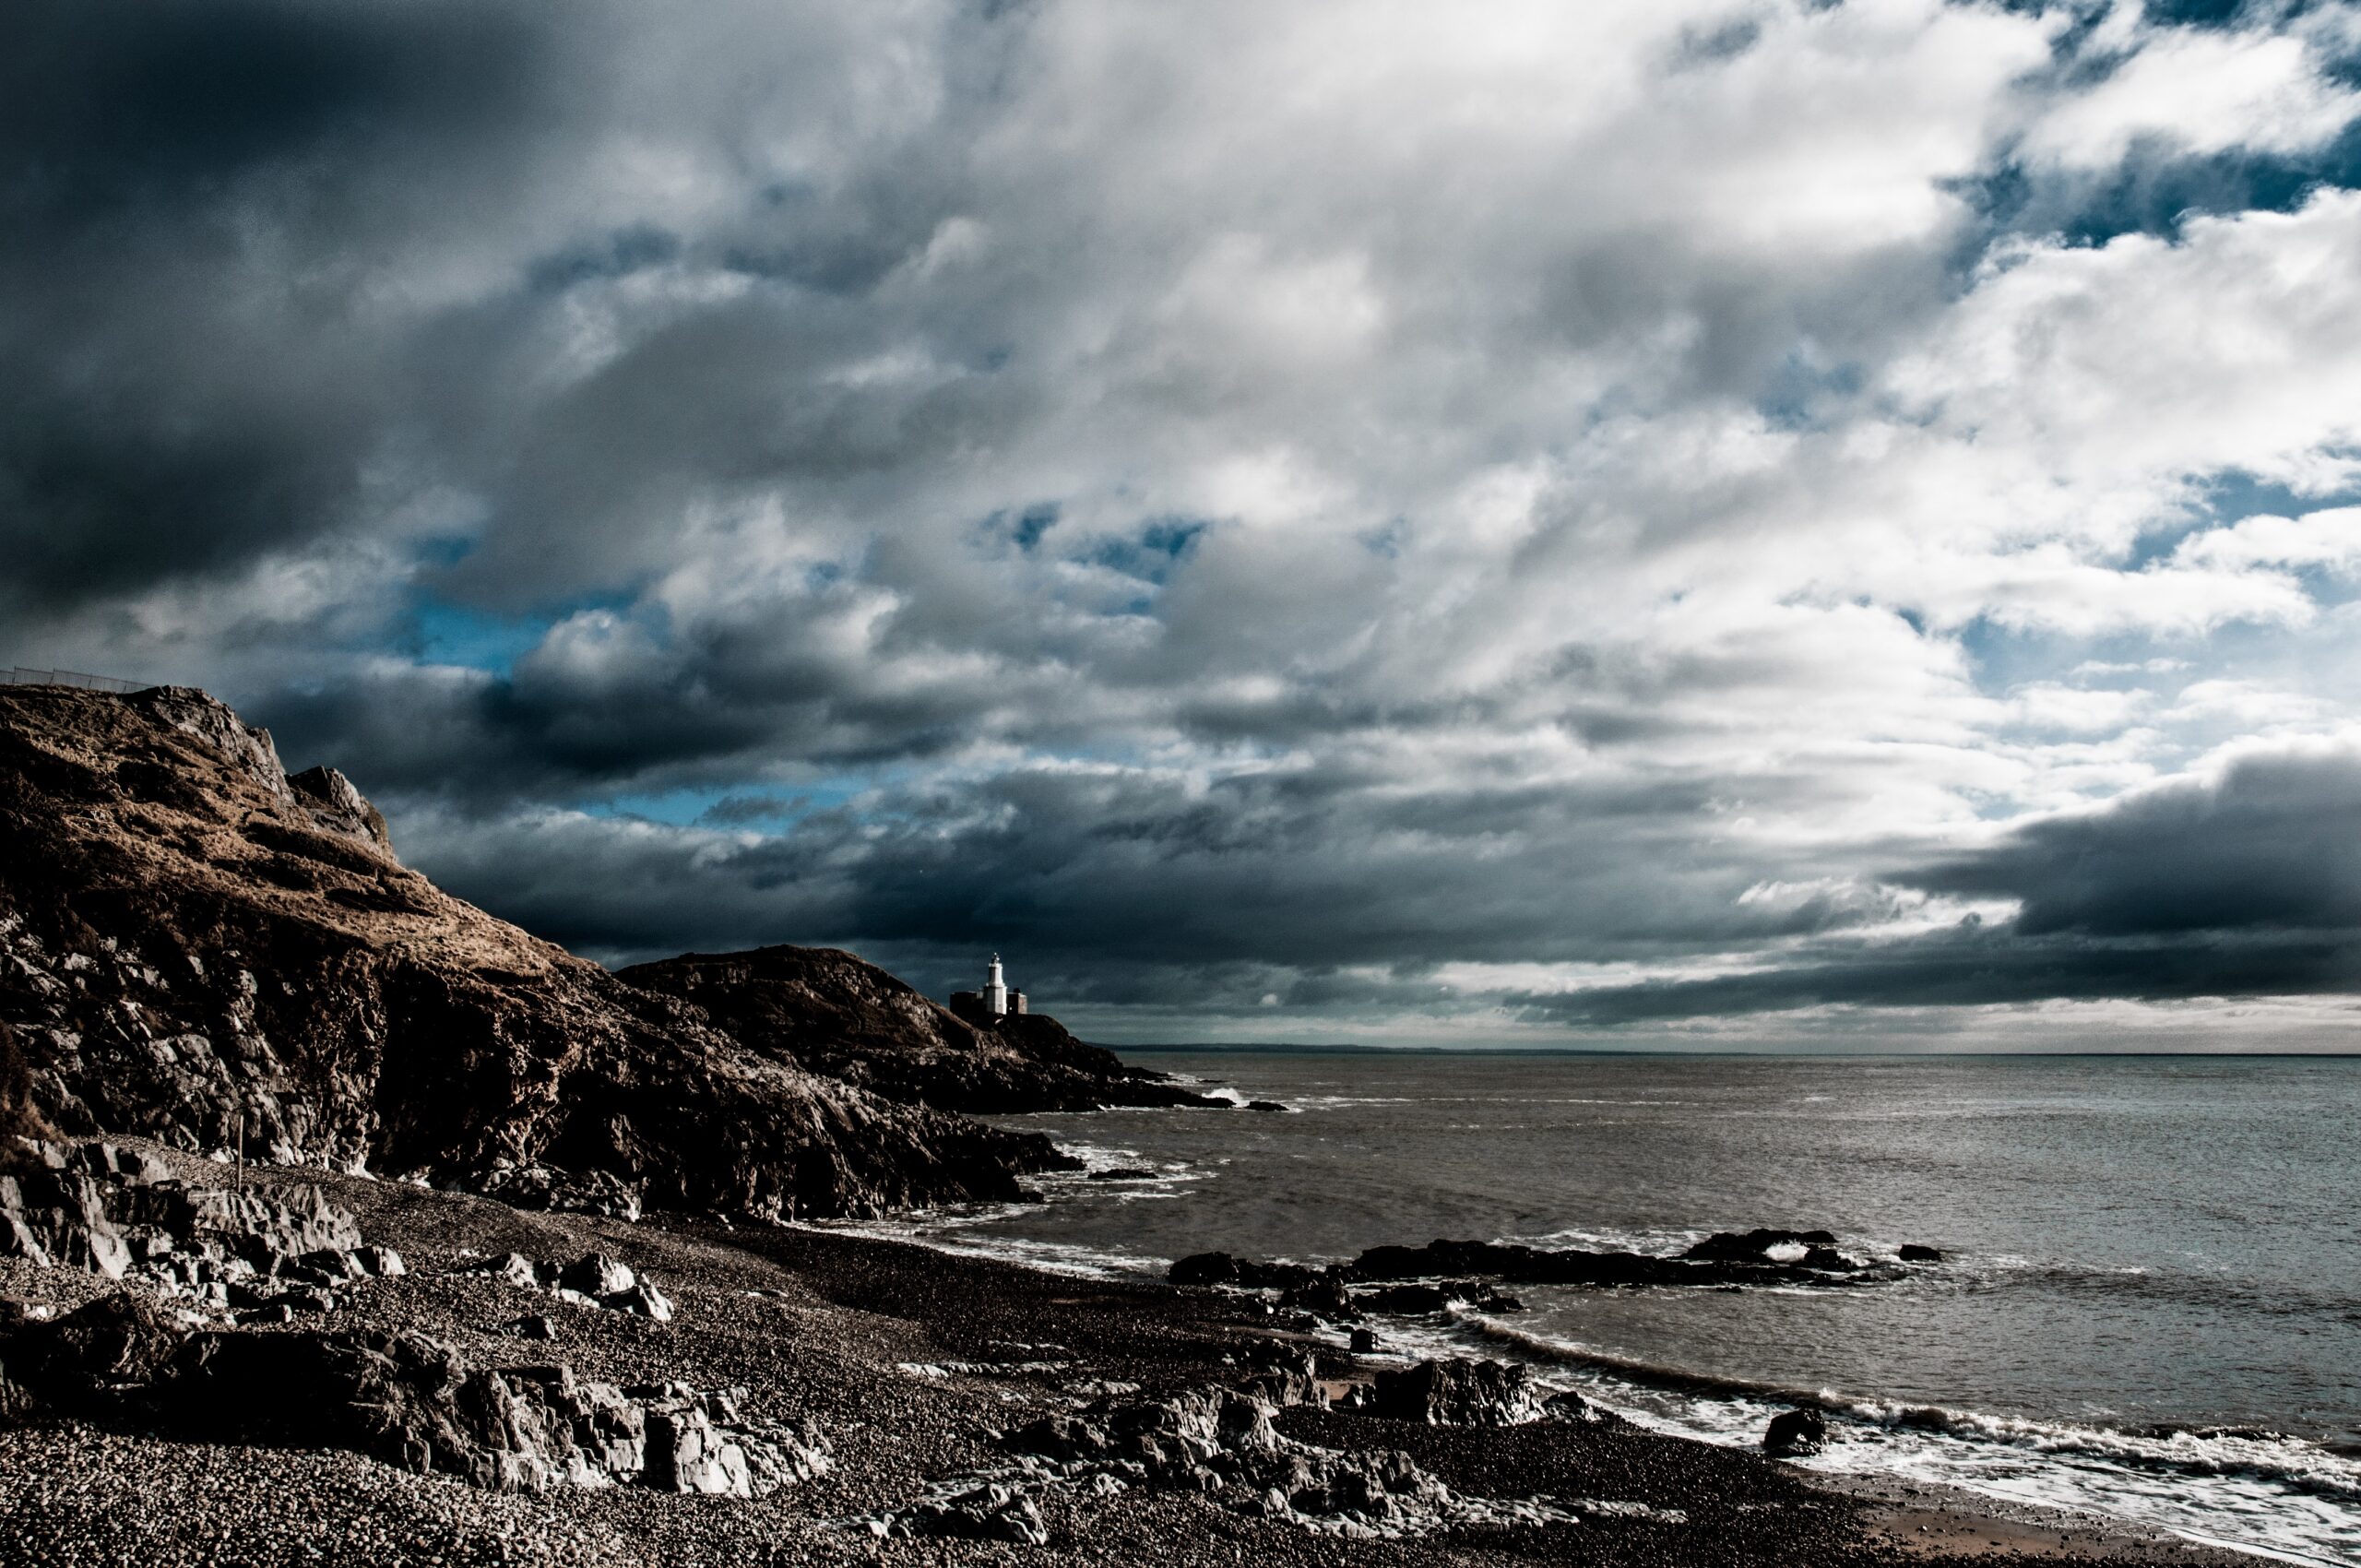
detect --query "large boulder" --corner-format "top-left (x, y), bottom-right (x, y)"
top-left (1763, 1408), bottom-right (1828, 1457)
top-left (1371, 1358), bottom-right (1546, 1426)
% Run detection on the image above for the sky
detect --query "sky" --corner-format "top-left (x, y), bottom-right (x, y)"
top-left (9, 0), bottom-right (2361, 1048)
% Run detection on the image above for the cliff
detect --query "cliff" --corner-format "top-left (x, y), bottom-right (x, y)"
top-left (0, 684), bottom-right (1073, 1219)
top-left (617, 945), bottom-right (1226, 1113)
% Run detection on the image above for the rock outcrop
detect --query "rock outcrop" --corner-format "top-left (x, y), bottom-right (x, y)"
top-left (0, 1294), bottom-right (827, 1497)
top-left (0, 684), bottom-right (1075, 1220)
top-left (869, 1348), bottom-right (1605, 1544)
top-left (1, 1134), bottom-right (409, 1320)
top-left (910, 1357), bottom-right (1463, 1540)
top-left (616, 945), bottom-right (1226, 1114)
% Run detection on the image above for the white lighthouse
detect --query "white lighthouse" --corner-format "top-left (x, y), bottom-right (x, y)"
top-left (983, 953), bottom-right (1008, 1016)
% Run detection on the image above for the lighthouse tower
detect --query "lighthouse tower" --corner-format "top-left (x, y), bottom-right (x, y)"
top-left (983, 953), bottom-right (1008, 1016)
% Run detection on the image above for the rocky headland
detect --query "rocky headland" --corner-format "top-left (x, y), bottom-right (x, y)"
top-left (0, 683), bottom-right (1084, 1221)
top-left (0, 683), bottom-right (2258, 1565)
top-left (615, 945), bottom-right (1229, 1115)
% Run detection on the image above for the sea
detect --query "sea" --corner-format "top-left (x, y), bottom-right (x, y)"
top-left (865, 1051), bottom-right (2361, 1565)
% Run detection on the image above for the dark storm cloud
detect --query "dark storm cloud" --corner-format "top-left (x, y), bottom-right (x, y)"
top-left (0, 0), bottom-right (550, 610)
top-left (380, 751), bottom-right (1916, 1006)
top-left (1528, 745), bottom-right (2361, 1023)
top-left (1914, 745), bottom-right (2361, 936)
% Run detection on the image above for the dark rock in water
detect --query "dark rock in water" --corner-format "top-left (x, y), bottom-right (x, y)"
top-left (1763, 1408), bottom-right (1827, 1456)
top-left (616, 944), bottom-right (1227, 1115)
top-left (1349, 1327), bottom-right (1380, 1353)
top-left (1277, 1273), bottom-right (1358, 1318)
top-left (1169, 1251), bottom-right (1240, 1287)
top-left (1354, 1281), bottom-right (1471, 1314)
top-left (0, 684), bottom-right (1073, 1221)
top-left (1683, 1229), bottom-right (1840, 1264)
top-left (1167, 1251), bottom-right (1324, 1290)
top-left (1243, 1099), bottom-right (1288, 1112)
top-left (1086, 1167), bottom-right (1159, 1182)
top-left (1371, 1358), bottom-right (1545, 1426)
top-left (1899, 1242), bottom-right (1944, 1263)
top-left (1339, 1234), bottom-right (1886, 1291)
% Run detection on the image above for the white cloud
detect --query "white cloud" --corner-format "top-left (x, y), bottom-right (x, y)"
top-left (2020, 19), bottom-right (2361, 170)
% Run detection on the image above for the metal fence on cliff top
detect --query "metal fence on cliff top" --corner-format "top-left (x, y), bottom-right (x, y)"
top-left (6, 667), bottom-right (151, 694)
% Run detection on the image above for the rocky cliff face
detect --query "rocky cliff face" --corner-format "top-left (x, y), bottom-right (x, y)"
top-left (617, 945), bottom-right (1224, 1114)
top-left (0, 684), bottom-right (1072, 1218)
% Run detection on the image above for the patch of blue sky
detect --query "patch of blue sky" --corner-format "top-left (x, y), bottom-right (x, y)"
top-left (581, 778), bottom-right (868, 830)
top-left (1949, 124), bottom-right (2361, 259)
top-left (1756, 344), bottom-right (1863, 432)
top-left (525, 224), bottom-right (681, 294)
top-left (972, 501), bottom-right (1062, 555)
top-left (2115, 470), bottom-right (2361, 570)
top-left (405, 599), bottom-right (553, 675)
top-left (401, 588), bottom-right (651, 676)
top-left (1087, 518), bottom-right (1206, 585)
top-left (1953, 615), bottom-right (2172, 695)
top-left (1359, 520), bottom-right (1406, 560)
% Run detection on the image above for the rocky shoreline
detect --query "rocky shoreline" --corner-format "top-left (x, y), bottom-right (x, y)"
top-left (0, 1129), bottom-right (2267, 1566)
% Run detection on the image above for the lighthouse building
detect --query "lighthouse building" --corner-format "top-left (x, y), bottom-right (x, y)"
top-left (950, 954), bottom-right (1027, 1028)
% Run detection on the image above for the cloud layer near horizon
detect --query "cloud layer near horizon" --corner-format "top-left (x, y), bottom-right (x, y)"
top-left (9, 0), bottom-right (2361, 1044)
